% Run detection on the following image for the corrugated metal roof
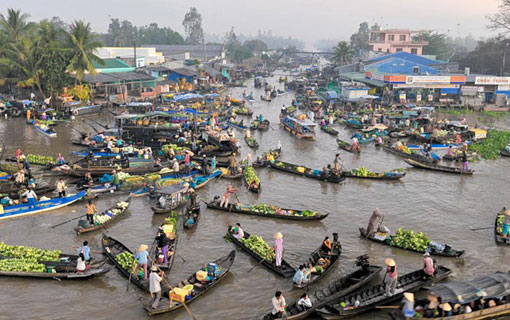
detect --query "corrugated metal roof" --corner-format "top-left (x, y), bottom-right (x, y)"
top-left (366, 57), bottom-right (439, 75)
top-left (143, 44), bottom-right (224, 59)
top-left (92, 58), bottom-right (130, 69)
top-left (81, 71), bottom-right (155, 84)
top-left (338, 72), bottom-right (385, 88)
top-left (366, 52), bottom-right (442, 66)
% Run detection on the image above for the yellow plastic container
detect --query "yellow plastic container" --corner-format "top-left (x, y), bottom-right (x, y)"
top-left (183, 284), bottom-right (194, 295)
top-left (169, 288), bottom-right (186, 303)
top-left (196, 271), bottom-right (207, 281)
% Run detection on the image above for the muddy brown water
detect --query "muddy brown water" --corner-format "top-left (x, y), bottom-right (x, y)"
top-left (0, 74), bottom-right (509, 320)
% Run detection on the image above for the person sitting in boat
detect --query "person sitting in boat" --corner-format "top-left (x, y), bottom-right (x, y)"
top-left (423, 295), bottom-right (439, 318)
top-left (231, 223), bottom-right (245, 240)
top-left (156, 228), bottom-right (171, 264)
top-left (56, 153), bottom-right (65, 165)
top-left (158, 195), bottom-right (167, 208)
top-left (14, 169), bottom-right (25, 185)
top-left (506, 144), bottom-right (510, 152)
top-left (85, 200), bottom-right (96, 225)
top-left (271, 291), bottom-right (286, 319)
top-left (502, 210), bottom-right (510, 238)
top-left (320, 166), bottom-right (330, 179)
top-left (76, 253), bottom-right (86, 274)
top-left (394, 139), bottom-right (404, 151)
top-left (366, 208), bottom-right (384, 237)
top-left (423, 252), bottom-right (435, 279)
top-left (297, 293), bottom-right (312, 311)
top-left (1, 196), bottom-right (14, 206)
top-left (401, 292), bottom-right (415, 318)
top-left (321, 236), bottom-right (332, 254)
top-left (375, 136), bottom-right (383, 145)
top-left (439, 303), bottom-right (453, 317)
top-left (447, 145), bottom-right (455, 157)
top-left (293, 265), bottom-right (309, 286)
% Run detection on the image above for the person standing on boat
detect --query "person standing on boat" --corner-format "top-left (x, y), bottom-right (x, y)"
top-left (22, 187), bottom-right (38, 209)
top-left (156, 228), bottom-right (170, 263)
top-left (461, 151), bottom-right (469, 172)
top-left (401, 292), bottom-right (415, 318)
top-left (271, 291), bottom-right (286, 318)
top-left (74, 241), bottom-right (91, 263)
top-left (333, 154), bottom-right (343, 173)
top-left (503, 210), bottom-right (510, 238)
top-left (149, 264), bottom-right (163, 309)
top-left (85, 200), bottom-right (96, 225)
top-left (112, 170), bottom-right (120, 191)
top-left (56, 178), bottom-right (67, 198)
top-left (220, 184), bottom-right (237, 208)
top-left (106, 139), bottom-right (114, 153)
top-left (201, 155), bottom-right (209, 175)
top-left (22, 156), bottom-right (32, 178)
top-left (384, 258), bottom-right (398, 296)
top-left (134, 244), bottom-right (149, 280)
top-left (274, 232), bottom-right (284, 268)
top-left (423, 252), bottom-right (435, 279)
top-left (366, 208), bottom-right (384, 237)
top-left (210, 156), bottom-right (217, 172)
top-left (183, 151), bottom-right (191, 174)
top-left (228, 155), bottom-right (238, 174)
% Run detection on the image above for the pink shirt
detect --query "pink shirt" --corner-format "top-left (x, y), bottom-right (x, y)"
top-left (274, 238), bottom-right (283, 255)
top-left (424, 257), bottom-right (434, 275)
top-left (387, 265), bottom-right (398, 278)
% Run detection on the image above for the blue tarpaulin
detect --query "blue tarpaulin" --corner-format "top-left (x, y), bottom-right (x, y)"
top-left (441, 88), bottom-right (460, 95)
top-left (327, 91), bottom-right (338, 99)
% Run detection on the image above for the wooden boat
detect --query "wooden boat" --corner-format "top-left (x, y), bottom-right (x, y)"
top-left (316, 266), bottom-right (452, 319)
top-left (227, 119), bottom-right (248, 130)
top-left (495, 207), bottom-right (510, 245)
top-left (260, 256), bottom-right (382, 320)
top-left (253, 148), bottom-right (282, 167)
top-left (402, 272), bottom-right (510, 320)
top-left (102, 235), bottom-right (157, 292)
top-left (321, 125), bottom-right (339, 136)
top-left (207, 201), bottom-right (329, 221)
top-left (151, 184), bottom-right (189, 214)
top-left (404, 158), bottom-right (474, 175)
top-left (31, 120), bottom-right (56, 137)
top-left (359, 228), bottom-right (465, 257)
top-left (70, 165), bottom-right (163, 177)
top-left (219, 167), bottom-right (242, 179)
top-left (0, 261), bottom-right (110, 279)
top-left (234, 107), bottom-right (253, 116)
top-left (280, 114), bottom-right (316, 139)
top-left (149, 218), bottom-right (177, 270)
top-left (342, 170), bottom-right (406, 180)
top-left (501, 150), bottom-right (510, 157)
top-left (295, 233), bottom-right (342, 288)
top-left (74, 198), bottom-right (131, 234)
top-left (0, 191), bottom-right (86, 221)
top-left (245, 136), bottom-right (259, 149)
top-left (227, 226), bottom-right (295, 277)
top-left (258, 119), bottom-right (270, 131)
top-left (144, 250), bottom-right (236, 316)
top-left (183, 206), bottom-right (200, 230)
top-left (442, 151), bottom-right (477, 162)
top-left (260, 95), bottom-right (272, 102)
top-left (337, 139), bottom-right (360, 153)
top-left (250, 120), bottom-right (260, 130)
top-left (269, 160), bottom-right (345, 183)
top-left (0, 184), bottom-right (55, 197)
top-left (243, 165), bottom-right (260, 193)
top-left (382, 145), bottom-right (433, 163)
top-left (193, 169), bottom-right (222, 189)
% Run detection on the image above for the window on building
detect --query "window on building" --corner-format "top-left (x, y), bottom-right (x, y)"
top-left (411, 48), bottom-right (418, 54)
top-left (396, 48), bottom-right (403, 52)
top-left (413, 66), bottom-right (420, 73)
top-left (388, 35), bottom-right (395, 41)
top-left (386, 49), bottom-right (390, 53)
top-left (400, 35), bottom-right (406, 41)
top-left (378, 48), bottom-right (382, 52)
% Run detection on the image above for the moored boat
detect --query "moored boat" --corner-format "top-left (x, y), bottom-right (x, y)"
top-left (227, 119), bottom-right (248, 130)
top-left (316, 266), bottom-right (452, 319)
top-left (243, 165), bottom-right (260, 193)
top-left (359, 227), bottom-right (465, 257)
top-left (183, 205), bottom-right (200, 229)
top-left (245, 136), bottom-right (259, 149)
top-left (382, 145), bottom-right (433, 163)
top-left (193, 169), bottom-right (222, 189)
top-left (227, 226), bottom-right (295, 277)
top-left (207, 200), bottom-right (329, 221)
top-left (258, 119), bottom-right (270, 131)
top-left (337, 139), bottom-right (360, 153)
top-left (342, 168), bottom-right (406, 180)
top-left (0, 260), bottom-right (110, 279)
top-left (0, 183), bottom-right (55, 197)
top-left (269, 160), bottom-right (345, 183)
top-left (31, 120), bottom-right (57, 137)
top-left (495, 207), bottom-right (510, 245)
top-left (75, 198), bottom-right (131, 234)
top-left (280, 114), bottom-right (316, 139)
top-left (321, 125), bottom-right (338, 136)
top-left (404, 158), bottom-right (474, 175)
top-left (150, 184), bottom-right (189, 214)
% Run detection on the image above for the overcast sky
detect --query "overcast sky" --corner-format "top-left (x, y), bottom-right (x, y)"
top-left (2, 0), bottom-right (501, 43)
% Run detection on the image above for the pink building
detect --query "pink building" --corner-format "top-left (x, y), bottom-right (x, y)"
top-left (369, 29), bottom-right (428, 55)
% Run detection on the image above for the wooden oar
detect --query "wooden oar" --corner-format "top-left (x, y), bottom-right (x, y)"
top-left (376, 305), bottom-right (400, 309)
top-left (147, 256), bottom-right (198, 320)
top-left (50, 214), bottom-right (87, 228)
top-left (469, 226), bottom-right (493, 231)
top-left (248, 257), bottom-right (266, 273)
top-left (126, 249), bottom-right (137, 292)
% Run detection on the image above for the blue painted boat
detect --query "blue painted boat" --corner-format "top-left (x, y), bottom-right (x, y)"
top-left (191, 169), bottom-right (222, 189)
top-left (227, 120), bottom-right (248, 130)
top-left (0, 173), bottom-right (11, 181)
top-left (72, 151), bottom-right (120, 158)
top-left (407, 142), bottom-right (472, 150)
top-left (31, 121), bottom-right (57, 137)
top-left (129, 170), bottom-right (198, 197)
top-left (0, 191), bottom-right (86, 221)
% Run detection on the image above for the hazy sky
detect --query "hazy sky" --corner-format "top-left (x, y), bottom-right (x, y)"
top-left (2, 0), bottom-right (502, 43)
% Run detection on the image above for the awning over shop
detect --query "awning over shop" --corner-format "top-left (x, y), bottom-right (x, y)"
top-left (441, 88), bottom-right (460, 95)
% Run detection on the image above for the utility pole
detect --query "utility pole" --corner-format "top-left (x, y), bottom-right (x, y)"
top-left (502, 41), bottom-right (509, 76)
top-left (133, 41), bottom-right (137, 69)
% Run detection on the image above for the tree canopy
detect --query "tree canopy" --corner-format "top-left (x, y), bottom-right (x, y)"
top-left (182, 7), bottom-right (204, 44)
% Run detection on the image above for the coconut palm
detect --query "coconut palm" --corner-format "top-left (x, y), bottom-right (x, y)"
top-left (332, 41), bottom-right (354, 66)
top-left (66, 20), bottom-right (103, 84)
top-left (0, 8), bottom-right (34, 43)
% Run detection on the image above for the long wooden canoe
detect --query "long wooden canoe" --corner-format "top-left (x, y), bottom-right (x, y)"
top-left (495, 207), bottom-right (510, 245)
top-left (404, 158), bottom-right (474, 175)
top-left (75, 198), bottom-right (131, 234)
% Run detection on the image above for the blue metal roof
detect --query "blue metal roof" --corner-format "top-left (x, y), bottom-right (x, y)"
top-left (366, 57), bottom-right (439, 75)
top-left (367, 52), bottom-right (443, 66)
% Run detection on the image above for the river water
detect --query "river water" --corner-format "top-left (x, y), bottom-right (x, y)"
top-left (0, 73), bottom-right (509, 320)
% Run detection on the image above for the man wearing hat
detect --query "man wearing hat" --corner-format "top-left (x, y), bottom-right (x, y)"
top-left (384, 258), bottom-right (398, 296)
top-left (503, 210), bottom-right (510, 238)
top-left (134, 244), bottom-right (149, 280)
top-left (149, 264), bottom-right (164, 309)
top-left (401, 292), bottom-right (414, 318)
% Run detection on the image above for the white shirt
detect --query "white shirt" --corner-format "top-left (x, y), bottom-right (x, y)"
top-left (272, 296), bottom-right (286, 315)
top-left (172, 161), bottom-right (180, 172)
top-left (23, 190), bottom-right (37, 199)
top-left (233, 227), bottom-right (244, 239)
top-left (298, 297), bottom-right (312, 308)
top-left (150, 272), bottom-right (162, 293)
top-left (107, 140), bottom-right (113, 149)
top-left (76, 257), bottom-right (86, 272)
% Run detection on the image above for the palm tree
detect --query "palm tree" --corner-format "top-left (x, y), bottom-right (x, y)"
top-left (66, 20), bottom-right (103, 84)
top-left (332, 41), bottom-right (354, 66)
top-left (0, 8), bottom-right (34, 43)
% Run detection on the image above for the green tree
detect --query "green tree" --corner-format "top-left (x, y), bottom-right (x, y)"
top-left (66, 20), bottom-right (103, 84)
top-left (231, 46), bottom-right (253, 63)
top-left (419, 32), bottom-right (450, 60)
top-left (224, 26), bottom-right (239, 51)
top-left (457, 38), bottom-right (508, 75)
top-left (0, 8), bottom-right (34, 43)
top-left (350, 22), bottom-right (370, 55)
top-left (243, 39), bottom-right (268, 53)
top-left (182, 7), bottom-right (204, 44)
top-left (332, 41), bottom-right (353, 66)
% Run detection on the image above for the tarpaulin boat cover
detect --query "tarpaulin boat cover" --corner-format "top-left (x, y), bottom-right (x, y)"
top-left (429, 272), bottom-right (510, 304)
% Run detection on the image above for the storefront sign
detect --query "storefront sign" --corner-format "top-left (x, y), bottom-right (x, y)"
top-left (406, 76), bottom-right (451, 84)
top-left (475, 76), bottom-right (510, 85)
top-left (498, 85), bottom-right (510, 91)
top-left (416, 94), bottom-right (422, 102)
top-left (461, 86), bottom-right (482, 96)
top-left (393, 84), bottom-right (459, 89)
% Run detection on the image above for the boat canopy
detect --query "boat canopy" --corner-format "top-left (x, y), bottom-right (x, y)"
top-left (428, 272), bottom-right (510, 304)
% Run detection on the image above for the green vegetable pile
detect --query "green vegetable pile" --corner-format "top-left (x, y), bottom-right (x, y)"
top-left (243, 165), bottom-right (260, 186)
top-left (26, 154), bottom-right (56, 165)
top-left (115, 251), bottom-right (136, 273)
top-left (0, 242), bottom-right (61, 261)
top-left (351, 167), bottom-right (381, 177)
top-left (497, 214), bottom-right (505, 235)
top-left (0, 258), bottom-right (46, 272)
top-left (240, 234), bottom-right (275, 261)
top-left (234, 107), bottom-right (251, 114)
top-left (161, 144), bottom-right (187, 154)
top-left (245, 137), bottom-right (258, 147)
top-left (275, 161), bottom-right (285, 168)
top-left (301, 210), bottom-right (318, 217)
top-left (469, 130), bottom-right (510, 160)
top-left (389, 228), bottom-right (430, 252)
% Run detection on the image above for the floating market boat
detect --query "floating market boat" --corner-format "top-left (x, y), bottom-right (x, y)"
top-left (269, 160), bottom-right (345, 183)
top-left (442, 150), bottom-right (477, 162)
top-left (74, 198), bottom-right (131, 234)
top-left (226, 119), bottom-right (248, 130)
top-left (218, 167), bottom-right (242, 179)
top-left (0, 260), bottom-right (110, 279)
top-left (250, 120), bottom-right (260, 130)
top-left (321, 125), bottom-right (338, 136)
top-left (207, 201), bottom-right (329, 221)
top-left (316, 266), bottom-right (452, 319)
top-left (260, 95), bottom-right (272, 102)
top-left (245, 136), bottom-right (259, 149)
top-left (260, 255), bottom-right (382, 320)
top-left (258, 119), bottom-right (270, 131)
top-left (0, 191), bottom-right (86, 221)
top-left (149, 218), bottom-right (177, 270)
top-left (382, 145), bottom-right (433, 163)
top-left (193, 169), bottom-right (222, 189)
top-left (295, 233), bottom-right (342, 288)
top-left (183, 206), bottom-right (200, 230)
top-left (337, 139), bottom-right (360, 153)
top-left (150, 185), bottom-right (189, 214)
top-left (280, 114), bottom-right (316, 139)
top-left (402, 272), bottom-right (510, 320)
top-left (342, 168), bottom-right (406, 180)
top-left (0, 183), bottom-right (55, 197)
top-left (407, 142), bottom-right (472, 150)
top-left (233, 107), bottom-right (253, 116)
top-left (243, 165), bottom-right (260, 193)
top-left (501, 150), bottom-right (510, 157)
top-left (227, 226), bottom-right (295, 277)
top-left (144, 250), bottom-right (236, 316)
top-left (404, 158), bottom-right (474, 175)
top-left (359, 227), bottom-right (465, 257)
top-left (253, 148), bottom-right (282, 167)
top-left (495, 207), bottom-right (510, 245)
top-left (70, 165), bottom-right (163, 177)
top-left (31, 120), bottom-right (56, 137)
